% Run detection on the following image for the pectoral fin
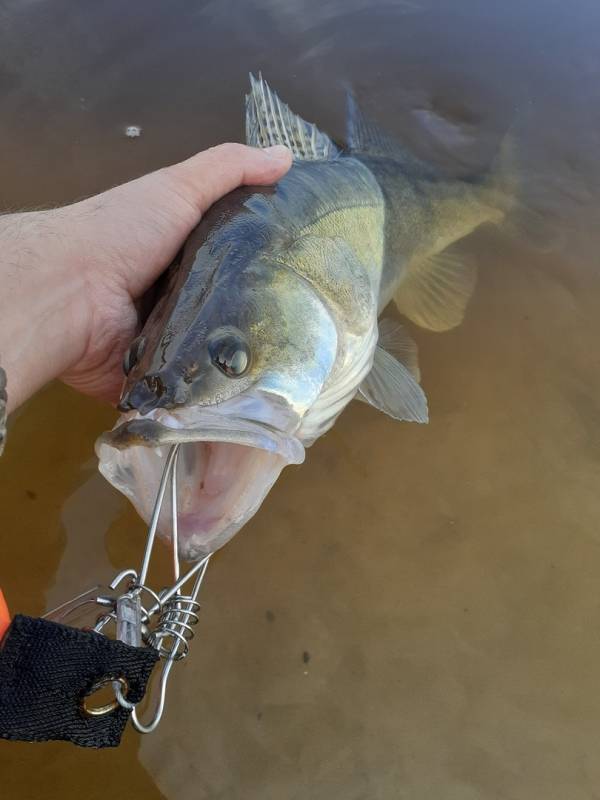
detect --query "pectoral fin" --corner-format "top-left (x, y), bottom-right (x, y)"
top-left (358, 348), bottom-right (428, 423)
top-left (394, 248), bottom-right (477, 332)
top-left (376, 317), bottom-right (421, 381)
top-left (357, 320), bottom-right (428, 423)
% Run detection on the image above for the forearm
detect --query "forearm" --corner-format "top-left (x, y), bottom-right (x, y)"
top-left (0, 210), bottom-right (88, 412)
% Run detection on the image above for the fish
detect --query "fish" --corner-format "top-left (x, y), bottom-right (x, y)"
top-left (96, 74), bottom-right (508, 560)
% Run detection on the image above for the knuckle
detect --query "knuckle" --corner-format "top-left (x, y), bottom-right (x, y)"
top-left (210, 142), bottom-right (248, 161)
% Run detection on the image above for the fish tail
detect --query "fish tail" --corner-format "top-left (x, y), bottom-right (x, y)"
top-left (486, 118), bottom-right (564, 253)
top-left (485, 125), bottom-right (518, 219)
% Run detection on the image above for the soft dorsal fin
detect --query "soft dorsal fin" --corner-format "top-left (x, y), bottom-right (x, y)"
top-left (245, 73), bottom-right (339, 161)
top-left (346, 90), bottom-right (439, 179)
top-left (357, 318), bottom-right (428, 424)
top-left (346, 89), bottom-right (402, 157)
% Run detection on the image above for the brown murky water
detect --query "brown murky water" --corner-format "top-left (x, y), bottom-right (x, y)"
top-left (2, 1), bottom-right (600, 797)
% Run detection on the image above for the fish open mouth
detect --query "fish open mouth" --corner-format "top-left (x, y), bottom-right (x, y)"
top-left (95, 404), bottom-right (305, 560)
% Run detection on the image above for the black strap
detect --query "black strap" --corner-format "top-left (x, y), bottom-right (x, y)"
top-left (0, 614), bottom-right (158, 748)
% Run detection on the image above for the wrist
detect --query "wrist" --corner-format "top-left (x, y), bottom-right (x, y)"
top-left (0, 210), bottom-right (90, 412)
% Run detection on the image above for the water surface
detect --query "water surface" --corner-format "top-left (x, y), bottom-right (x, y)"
top-left (2, 1), bottom-right (600, 798)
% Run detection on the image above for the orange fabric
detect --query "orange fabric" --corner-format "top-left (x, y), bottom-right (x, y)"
top-left (0, 589), bottom-right (10, 639)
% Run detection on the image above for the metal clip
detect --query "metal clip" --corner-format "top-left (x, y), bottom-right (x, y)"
top-left (44, 443), bottom-right (212, 734)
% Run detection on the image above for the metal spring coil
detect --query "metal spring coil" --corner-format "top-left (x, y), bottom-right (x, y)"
top-left (147, 594), bottom-right (200, 660)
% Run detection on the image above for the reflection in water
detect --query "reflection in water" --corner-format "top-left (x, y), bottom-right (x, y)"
top-left (2, 0), bottom-right (600, 798)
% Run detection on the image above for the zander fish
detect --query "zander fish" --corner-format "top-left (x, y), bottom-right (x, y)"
top-left (97, 75), bottom-right (508, 559)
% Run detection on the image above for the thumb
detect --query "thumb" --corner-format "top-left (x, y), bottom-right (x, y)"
top-left (162, 142), bottom-right (293, 217)
top-left (68, 143), bottom-right (293, 299)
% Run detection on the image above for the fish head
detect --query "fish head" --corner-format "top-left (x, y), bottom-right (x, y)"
top-left (97, 189), bottom-right (340, 559)
top-left (120, 250), bottom-right (337, 420)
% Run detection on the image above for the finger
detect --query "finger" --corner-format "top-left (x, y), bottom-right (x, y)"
top-left (161, 142), bottom-right (293, 217)
top-left (62, 143), bottom-right (293, 303)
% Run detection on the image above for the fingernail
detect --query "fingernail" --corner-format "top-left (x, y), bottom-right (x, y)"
top-left (262, 145), bottom-right (291, 160)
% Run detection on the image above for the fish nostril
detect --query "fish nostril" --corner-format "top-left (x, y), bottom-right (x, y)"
top-left (117, 394), bottom-right (132, 413)
top-left (122, 379), bottom-right (162, 414)
top-left (145, 374), bottom-right (165, 397)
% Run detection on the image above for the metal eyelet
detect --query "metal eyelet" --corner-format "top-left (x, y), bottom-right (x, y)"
top-left (80, 675), bottom-right (130, 718)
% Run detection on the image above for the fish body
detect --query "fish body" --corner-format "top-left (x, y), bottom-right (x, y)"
top-left (97, 76), bottom-right (506, 559)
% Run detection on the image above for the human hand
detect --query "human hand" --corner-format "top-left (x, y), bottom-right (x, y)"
top-left (0, 143), bottom-right (292, 412)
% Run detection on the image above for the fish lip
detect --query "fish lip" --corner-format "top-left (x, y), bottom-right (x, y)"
top-left (96, 407), bottom-right (305, 465)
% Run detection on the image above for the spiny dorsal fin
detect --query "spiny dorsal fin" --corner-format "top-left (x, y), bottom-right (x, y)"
top-left (245, 73), bottom-right (339, 161)
top-left (394, 247), bottom-right (478, 332)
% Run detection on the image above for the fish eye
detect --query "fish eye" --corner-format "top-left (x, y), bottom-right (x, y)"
top-left (123, 336), bottom-right (146, 376)
top-left (208, 330), bottom-right (251, 378)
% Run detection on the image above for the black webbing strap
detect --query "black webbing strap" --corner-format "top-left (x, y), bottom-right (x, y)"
top-left (0, 614), bottom-right (158, 748)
